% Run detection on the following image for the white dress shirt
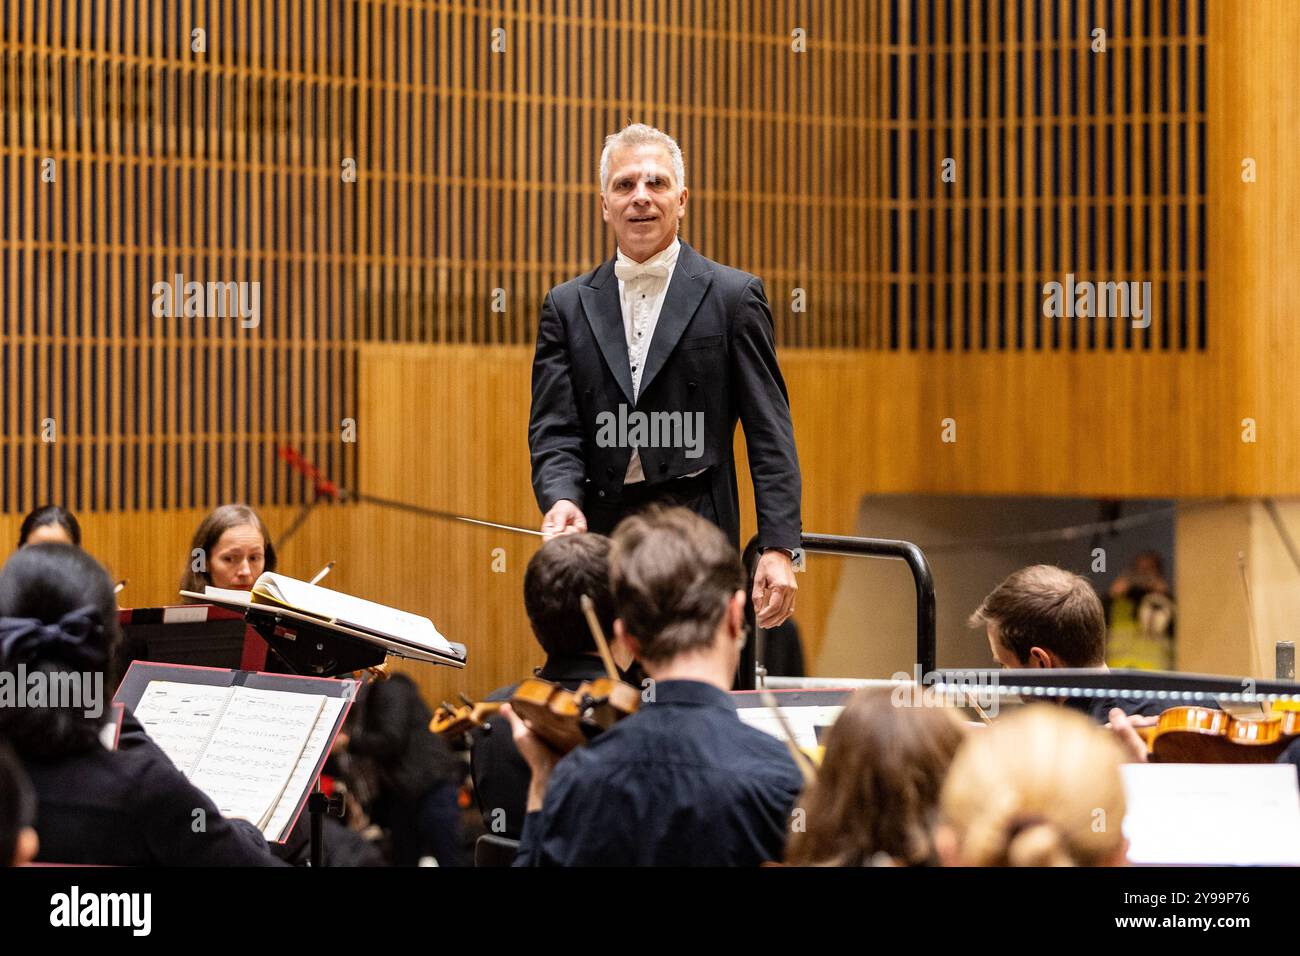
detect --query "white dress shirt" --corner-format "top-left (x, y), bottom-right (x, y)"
top-left (615, 238), bottom-right (681, 484)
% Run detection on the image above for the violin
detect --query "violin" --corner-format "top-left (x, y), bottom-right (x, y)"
top-left (428, 595), bottom-right (640, 753)
top-left (432, 675), bottom-right (640, 752)
top-left (1142, 705), bottom-right (1300, 763)
top-left (431, 692), bottom-right (508, 738)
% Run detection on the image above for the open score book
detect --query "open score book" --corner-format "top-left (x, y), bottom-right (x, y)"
top-left (131, 678), bottom-right (346, 842)
top-left (184, 571), bottom-right (455, 660)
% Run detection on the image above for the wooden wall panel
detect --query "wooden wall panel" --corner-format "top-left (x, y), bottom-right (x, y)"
top-left (2, 2), bottom-right (1297, 699)
top-left (1, 0), bottom-right (358, 516)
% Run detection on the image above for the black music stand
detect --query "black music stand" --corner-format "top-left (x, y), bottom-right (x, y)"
top-left (242, 607), bottom-right (388, 677)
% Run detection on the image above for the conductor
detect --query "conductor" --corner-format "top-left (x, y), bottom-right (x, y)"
top-left (528, 124), bottom-right (802, 627)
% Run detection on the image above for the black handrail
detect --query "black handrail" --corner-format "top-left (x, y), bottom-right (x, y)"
top-left (739, 533), bottom-right (937, 690)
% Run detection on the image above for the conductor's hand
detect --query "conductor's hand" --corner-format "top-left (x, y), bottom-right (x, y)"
top-left (541, 499), bottom-right (587, 540)
top-left (753, 549), bottom-right (798, 629)
top-left (501, 703), bottom-right (564, 812)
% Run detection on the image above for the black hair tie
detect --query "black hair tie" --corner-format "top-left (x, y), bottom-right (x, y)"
top-left (0, 606), bottom-right (107, 671)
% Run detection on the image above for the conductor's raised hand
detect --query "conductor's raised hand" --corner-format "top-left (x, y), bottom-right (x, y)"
top-left (752, 549), bottom-right (797, 629)
top-left (541, 499), bottom-right (587, 540)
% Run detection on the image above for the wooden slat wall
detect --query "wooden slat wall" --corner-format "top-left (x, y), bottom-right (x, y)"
top-left (2, 2), bottom-right (1298, 700)
top-left (1, 0), bottom-right (357, 517)
top-left (336, 2), bottom-right (1215, 372)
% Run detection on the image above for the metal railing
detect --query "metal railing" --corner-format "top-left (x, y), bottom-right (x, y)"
top-left (739, 532), bottom-right (936, 690)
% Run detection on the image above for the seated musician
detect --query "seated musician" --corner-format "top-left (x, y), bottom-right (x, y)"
top-left (171, 504), bottom-right (385, 865)
top-left (178, 502), bottom-right (278, 595)
top-left (469, 533), bottom-right (634, 840)
top-left (0, 543), bottom-right (285, 865)
top-left (16, 505), bottom-right (82, 549)
top-left (174, 501), bottom-right (282, 673)
top-left (936, 705), bottom-right (1129, 867)
top-left (969, 564), bottom-right (1165, 720)
top-left (504, 506), bottom-right (804, 866)
top-left (784, 688), bottom-right (965, 867)
top-left (347, 672), bottom-right (467, 866)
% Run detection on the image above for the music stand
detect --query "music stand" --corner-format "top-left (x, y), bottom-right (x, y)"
top-left (186, 592), bottom-right (466, 866)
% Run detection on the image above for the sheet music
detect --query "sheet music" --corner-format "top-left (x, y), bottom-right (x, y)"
top-left (256, 572), bottom-right (453, 653)
top-left (263, 696), bottom-right (347, 841)
top-left (738, 705), bottom-right (843, 750)
top-left (131, 681), bottom-right (234, 774)
top-left (202, 586), bottom-right (254, 606)
top-left (1122, 763), bottom-right (1300, 865)
top-left (183, 583), bottom-right (464, 668)
top-left (188, 687), bottom-right (325, 829)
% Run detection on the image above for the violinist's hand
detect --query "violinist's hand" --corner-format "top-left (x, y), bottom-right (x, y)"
top-left (1107, 708), bottom-right (1154, 764)
top-left (753, 550), bottom-right (797, 628)
top-left (541, 499), bottom-right (586, 541)
top-left (501, 703), bottom-right (564, 812)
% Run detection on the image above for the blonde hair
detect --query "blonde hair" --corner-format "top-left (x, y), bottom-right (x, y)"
top-left (599, 123), bottom-right (686, 192)
top-left (940, 705), bottom-right (1127, 867)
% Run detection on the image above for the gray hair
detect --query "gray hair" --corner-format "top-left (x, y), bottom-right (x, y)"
top-left (599, 123), bottom-right (686, 192)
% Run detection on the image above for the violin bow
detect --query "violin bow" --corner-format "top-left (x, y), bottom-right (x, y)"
top-left (960, 687), bottom-right (995, 726)
top-left (1236, 551), bottom-right (1266, 692)
top-left (580, 594), bottom-right (622, 681)
top-left (759, 690), bottom-right (817, 786)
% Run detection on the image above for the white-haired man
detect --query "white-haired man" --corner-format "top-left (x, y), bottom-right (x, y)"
top-left (528, 123), bottom-right (801, 628)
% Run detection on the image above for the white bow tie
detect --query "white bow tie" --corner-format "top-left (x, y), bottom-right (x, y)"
top-left (614, 258), bottom-right (671, 282)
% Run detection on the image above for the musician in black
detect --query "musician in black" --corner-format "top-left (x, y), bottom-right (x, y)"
top-left (506, 507), bottom-right (803, 866)
top-left (0, 740), bottom-right (38, 866)
top-left (969, 564), bottom-right (1166, 721)
top-left (346, 672), bottom-right (467, 866)
top-left (468, 533), bottom-right (635, 842)
top-left (0, 543), bottom-right (285, 866)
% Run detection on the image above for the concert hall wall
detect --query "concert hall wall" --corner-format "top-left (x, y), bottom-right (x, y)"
top-left (2, 2), bottom-right (1297, 703)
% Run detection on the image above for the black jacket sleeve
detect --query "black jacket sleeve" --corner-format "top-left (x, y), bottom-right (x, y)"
top-left (138, 748), bottom-right (289, 866)
top-left (731, 277), bottom-right (802, 551)
top-left (529, 289), bottom-right (588, 513)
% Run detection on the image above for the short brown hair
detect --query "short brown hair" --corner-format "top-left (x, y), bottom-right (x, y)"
top-left (968, 565), bottom-right (1105, 667)
top-left (785, 688), bottom-right (965, 866)
top-left (609, 507), bottom-right (744, 664)
top-left (523, 534), bottom-right (616, 658)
